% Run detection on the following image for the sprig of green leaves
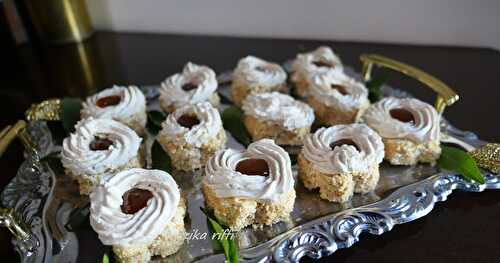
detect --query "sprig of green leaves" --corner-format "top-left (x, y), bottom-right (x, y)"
top-left (151, 140), bottom-right (172, 173)
top-left (438, 145), bottom-right (485, 184)
top-left (146, 110), bottom-right (167, 135)
top-left (147, 110), bottom-right (166, 127)
top-left (60, 98), bottom-right (83, 133)
top-left (200, 207), bottom-right (238, 263)
top-left (221, 106), bottom-right (251, 147)
top-left (365, 74), bottom-right (389, 103)
top-left (102, 253), bottom-right (110, 263)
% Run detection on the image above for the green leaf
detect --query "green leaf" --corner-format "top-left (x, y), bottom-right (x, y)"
top-left (365, 74), bottom-right (388, 103)
top-left (151, 140), bottom-right (172, 173)
top-left (147, 110), bottom-right (166, 127)
top-left (438, 145), bottom-right (485, 184)
top-left (102, 253), bottom-right (110, 263)
top-left (200, 207), bottom-right (238, 263)
top-left (60, 98), bottom-right (83, 133)
top-left (146, 110), bottom-right (167, 135)
top-left (208, 215), bottom-right (231, 260)
top-left (228, 239), bottom-right (238, 263)
top-left (221, 106), bottom-right (251, 147)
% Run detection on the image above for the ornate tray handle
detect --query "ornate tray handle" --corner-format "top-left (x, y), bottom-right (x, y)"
top-left (0, 120), bottom-right (39, 256)
top-left (360, 54), bottom-right (459, 114)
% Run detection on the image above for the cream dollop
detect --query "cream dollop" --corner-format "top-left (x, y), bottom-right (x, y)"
top-left (81, 85), bottom-right (146, 124)
top-left (204, 139), bottom-right (294, 202)
top-left (302, 124), bottom-right (384, 174)
top-left (308, 70), bottom-right (369, 111)
top-left (242, 92), bottom-right (314, 130)
top-left (362, 97), bottom-right (440, 144)
top-left (89, 168), bottom-right (180, 246)
top-left (233, 56), bottom-right (287, 87)
top-left (291, 46), bottom-right (344, 81)
top-left (61, 118), bottom-right (142, 176)
top-left (159, 102), bottom-right (223, 147)
top-left (160, 62), bottom-right (218, 109)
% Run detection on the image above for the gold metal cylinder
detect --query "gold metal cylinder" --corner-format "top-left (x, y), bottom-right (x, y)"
top-left (24, 0), bottom-right (94, 44)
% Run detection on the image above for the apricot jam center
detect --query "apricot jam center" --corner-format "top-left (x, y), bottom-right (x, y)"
top-left (181, 82), bottom-right (198, 91)
top-left (235, 158), bottom-right (270, 176)
top-left (96, 95), bottom-right (121, 108)
top-left (89, 137), bottom-right (113, 151)
top-left (331, 84), bottom-right (349, 95)
top-left (177, 114), bottom-right (200, 129)
top-left (330, 139), bottom-right (360, 152)
top-left (312, 60), bottom-right (332, 68)
top-left (390, 108), bottom-right (415, 124)
top-left (121, 188), bottom-right (153, 214)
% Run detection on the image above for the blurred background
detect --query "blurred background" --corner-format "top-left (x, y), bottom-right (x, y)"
top-left (3, 0), bottom-right (500, 49)
top-left (87, 0), bottom-right (500, 49)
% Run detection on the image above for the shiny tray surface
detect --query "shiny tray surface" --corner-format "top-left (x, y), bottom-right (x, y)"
top-left (2, 68), bottom-right (498, 263)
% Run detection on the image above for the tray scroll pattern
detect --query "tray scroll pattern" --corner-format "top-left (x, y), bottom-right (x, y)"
top-left (213, 173), bottom-right (498, 263)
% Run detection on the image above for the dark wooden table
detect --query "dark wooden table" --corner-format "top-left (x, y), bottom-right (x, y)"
top-left (1, 32), bottom-right (499, 262)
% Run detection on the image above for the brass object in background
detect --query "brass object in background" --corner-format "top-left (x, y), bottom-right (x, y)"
top-left (23, 0), bottom-right (93, 44)
top-left (360, 54), bottom-right (459, 114)
top-left (25, 99), bottom-right (61, 121)
top-left (471, 143), bottom-right (500, 174)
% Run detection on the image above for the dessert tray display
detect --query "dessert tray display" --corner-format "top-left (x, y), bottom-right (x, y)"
top-left (0, 52), bottom-right (498, 263)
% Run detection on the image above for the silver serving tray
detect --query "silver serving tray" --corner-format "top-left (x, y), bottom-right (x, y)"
top-left (2, 67), bottom-right (498, 263)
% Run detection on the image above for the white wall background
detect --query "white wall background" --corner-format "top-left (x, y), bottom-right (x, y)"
top-left (86, 0), bottom-right (500, 50)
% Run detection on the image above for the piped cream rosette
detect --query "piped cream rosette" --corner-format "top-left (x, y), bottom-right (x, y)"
top-left (291, 46), bottom-right (344, 97)
top-left (202, 139), bottom-right (295, 230)
top-left (157, 102), bottom-right (226, 171)
top-left (204, 139), bottom-right (294, 202)
top-left (159, 62), bottom-right (219, 112)
top-left (299, 124), bottom-right (384, 202)
top-left (89, 168), bottom-right (181, 246)
top-left (362, 97), bottom-right (440, 144)
top-left (306, 70), bottom-right (370, 125)
top-left (231, 56), bottom-right (287, 105)
top-left (362, 97), bottom-right (441, 165)
top-left (61, 117), bottom-right (142, 194)
top-left (81, 85), bottom-right (147, 134)
top-left (89, 168), bottom-right (186, 261)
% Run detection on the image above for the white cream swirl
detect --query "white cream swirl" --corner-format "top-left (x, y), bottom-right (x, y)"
top-left (362, 97), bottom-right (440, 144)
top-left (61, 118), bottom-right (142, 176)
top-left (89, 168), bottom-right (180, 246)
top-left (204, 139), bottom-right (294, 202)
top-left (159, 102), bottom-right (223, 147)
top-left (81, 85), bottom-right (146, 123)
top-left (308, 70), bottom-right (369, 111)
top-left (160, 62), bottom-right (218, 109)
top-left (291, 46), bottom-right (344, 81)
top-left (302, 124), bottom-right (384, 174)
top-left (233, 56), bottom-right (287, 87)
top-left (242, 92), bottom-right (314, 130)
